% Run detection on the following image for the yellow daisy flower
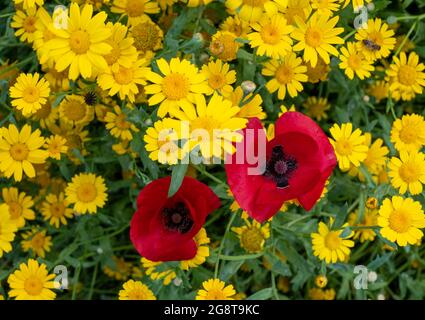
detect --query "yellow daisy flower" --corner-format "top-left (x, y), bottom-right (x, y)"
top-left (355, 18), bottom-right (395, 62)
top-left (141, 258), bottom-right (176, 285)
top-left (196, 278), bottom-right (236, 300)
top-left (130, 20), bottom-right (164, 56)
top-left (58, 95), bottom-right (94, 126)
top-left (105, 106), bottom-right (139, 140)
top-left (145, 57), bottom-right (209, 117)
top-left (201, 59), bottom-right (236, 96)
top-left (43, 66), bottom-right (71, 92)
top-left (168, 93), bottom-right (248, 159)
top-left (391, 114), bottom-right (425, 153)
top-left (33, 7), bottom-right (56, 65)
top-left (98, 58), bottom-right (148, 103)
top-left (292, 12), bottom-right (344, 67)
top-left (247, 14), bottom-right (293, 59)
top-left (329, 123), bottom-right (368, 171)
top-left (119, 280), bottom-right (156, 300)
top-left (311, 219), bottom-right (354, 264)
top-left (7, 259), bottom-right (56, 300)
top-left (104, 256), bottom-right (132, 281)
top-left (283, 0), bottom-right (312, 25)
top-left (144, 119), bottom-right (182, 164)
top-left (2, 187), bottom-right (35, 229)
top-left (44, 135), bottom-right (68, 160)
top-left (11, 8), bottom-right (38, 43)
top-left (103, 22), bottom-right (138, 73)
top-left (315, 275), bottom-right (328, 288)
top-left (0, 124), bottom-right (48, 181)
top-left (348, 133), bottom-right (389, 181)
top-left (41, 192), bottom-right (74, 228)
top-left (303, 96), bottom-right (330, 121)
top-left (209, 31), bottom-right (241, 62)
top-left (309, 287), bottom-right (335, 300)
top-left (9, 73), bottom-right (50, 117)
top-left (262, 53), bottom-right (308, 99)
top-left (14, 0), bottom-right (44, 10)
top-left (378, 196), bottom-right (425, 246)
top-left (186, 0), bottom-right (213, 6)
top-left (386, 52), bottom-right (425, 101)
top-left (0, 204), bottom-right (18, 258)
top-left (228, 86), bottom-right (266, 120)
top-left (111, 0), bottom-right (160, 26)
top-left (311, 0), bottom-right (340, 15)
top-left (31, 99), bottom-right (59, 129)
top-left (220, 15), bottom-right (251, 38)
top-left (180, 228), bottom-right (210, 270)
top-left (339, 42), bottom-right (375, 80)
top-left (388, 151), bottom-right (425, 195)
top-left (21, 228), bottom-right (52, 258)
top-left (43, 3), bottom-right (112, 80)
top-left (367, 80), bottom-right (389, 103)
top-left (226, 0), bottom-right (286, 22)
top-left (65, 173), bottom-right (108, 214)
top-left (305, 57), bottom-right (330, 83)
top-left (232, 218), bottom-right (271, 253)
top-left (348, 208), bottom-right (378, 243)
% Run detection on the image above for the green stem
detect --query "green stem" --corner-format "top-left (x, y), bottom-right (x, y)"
top-left (214, 212), bottom-right (237, 278)
top-left (394, 20), bottom-right (418, 57)
top-left (195, 165), bottom-right (226, 185)
top-left (72, 265), bottom-right (81, 300)
top-left (218, 253), bottom-right (263, 261)
top-left (87, 263), bottom-right (98, 300)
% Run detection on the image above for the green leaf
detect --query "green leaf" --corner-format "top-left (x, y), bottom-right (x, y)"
top-left (333, 202), bottom-right (349, 230)
top-left (246, 288), bottom-right (273, 300)
top-left (168, 163), bottom-right (188, 197)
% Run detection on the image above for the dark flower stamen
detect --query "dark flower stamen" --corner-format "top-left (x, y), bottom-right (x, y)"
top-left (162, 202), bottom-right (193, 233)
top-left (84, 91), bottom-right (97, 106)
top-left (263, 145), bottom-right (297, 188)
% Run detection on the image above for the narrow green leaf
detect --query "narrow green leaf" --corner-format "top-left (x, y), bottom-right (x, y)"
top-left (168, 163), bottom-right (188, 197)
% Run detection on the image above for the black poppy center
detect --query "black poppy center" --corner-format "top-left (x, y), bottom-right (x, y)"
top-left (84, 91), bottom-right (97, 106)
top-left (263, 145), bottom-right (297, 189)
top-left (162, 202), bottom-right (193, 234)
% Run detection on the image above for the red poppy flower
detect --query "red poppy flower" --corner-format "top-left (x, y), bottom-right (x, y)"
top-left (225, 112), bottom-right (336, 222)
top-left (130, 176), bottom-right (220, 262)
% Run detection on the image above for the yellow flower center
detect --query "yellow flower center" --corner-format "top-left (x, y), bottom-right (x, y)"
top-left (389, 209), bottom-right (411, 233)
top-left (8, 201), bottom-right (22, 219)
top-left (126, 0), bottom-right (145, 17)
top-left (305, 27), bottom-right (322, 47)
top-left (24, 277), bottom-right (44, 296)
top-left (128, 290), bottom-right (149, 300)
top-left (50, 202), bottom-right (66, 218)
top-left (275, 65), bottom-right (294, 84)
top-left (399, 125), bottom-right (418, 143)
top-left (324, 231), bottom-right (342, 250)
top-left (115, 113), bottom-right (131, 129)
top-left (34, 103), bottom-right (52, 119)
top-left (335, 139), bottom-right (353, 156)
top-left (208, 73), bottom-right (226, 90)
top-left (191, 117), bottom-right (221, 137)
top-left (76, 183), bottom-right (98, 203)
top-left (240, 227), bottom-right (265, 253)
top-left (10, 143), bottom-right (29, 161)
top-left (31, 233), bottom-right (46, 250)
top-left (104, 42), bottom-right (121, 65)
top-left (23, 86), bottom-right (40, 103)
top-left (63, 100), bottom-right (87, 121)
top-left (367, 32), bottom-right (383, 47)
top-left (307, 103), bottom-right (326, 118)
top-left (23, 16), bottom-right (37, 33)
top-left (347, 54), bottom-right (362, 70)
top-left (132, 22), bottom-right (160, 53)
top-left (162, 73), bottom-right (190, 100)
top-left (113, 67), bottom-right (134, 85)
top-left (205, 289), bottom-right (228, 300)
top-left (260, 24), bottom-right (280, 45)
top-left (242, 0), bottom-right (267, 7)
top-left (399, 162), bottom-right (420, 183)
top-left (398, 65), bottom-right (416, 86)
top-left (69, 30), bottom-right (91, 54)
